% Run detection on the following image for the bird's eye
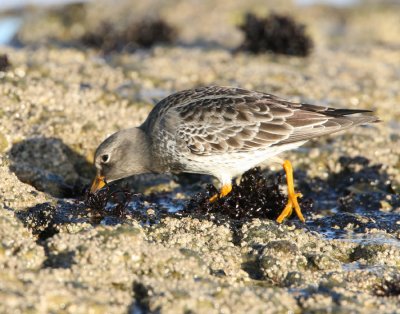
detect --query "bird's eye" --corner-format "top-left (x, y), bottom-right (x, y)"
top-left (101, 154), bottom-right (110, 163)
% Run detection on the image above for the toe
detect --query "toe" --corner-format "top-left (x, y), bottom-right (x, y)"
top-left (276, 200), bottom-right (293, 223)
top-left (209, 194), bottom-right (218, 203)
top-left (290, 193), bottom-right (305, 223)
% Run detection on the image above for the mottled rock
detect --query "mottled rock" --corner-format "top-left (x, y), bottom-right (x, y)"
top-left (0, 209), bottom-right (45, 272)
top-left (0, 0), bottom-right (400, 313)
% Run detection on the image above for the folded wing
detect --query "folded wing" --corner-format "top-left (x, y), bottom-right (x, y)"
top-left (149, 86), bottom-right (378, 155)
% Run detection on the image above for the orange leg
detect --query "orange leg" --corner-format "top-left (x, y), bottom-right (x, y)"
top-left (276, 160), bottom-right (305, 223)
top-left (209, 184), bottom-right (233, 202)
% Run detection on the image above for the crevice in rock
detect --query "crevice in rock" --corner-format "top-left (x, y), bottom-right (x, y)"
top-left (130, 282), bottom-right (158, 314)
top-left (9, 137), bottom-right (94, 198)
top-left (240, 257), bottom-right (265, 280)
top-left (43, 250), bottom-right (76, 269)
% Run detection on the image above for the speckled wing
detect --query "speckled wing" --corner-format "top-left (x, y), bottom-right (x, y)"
top-left (173, 96), bottom-right (295, 155)
top-left (143, 86), bottom-right (377, 156)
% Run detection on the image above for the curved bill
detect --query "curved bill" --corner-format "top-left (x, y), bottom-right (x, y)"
top-left (90, 175), bottom-right (106, 193)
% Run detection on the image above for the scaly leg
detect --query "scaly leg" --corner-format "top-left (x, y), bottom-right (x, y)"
top-left (209, 184), bottom-right (233, 202)
top-left (276, 160), bottom-right (305, 223)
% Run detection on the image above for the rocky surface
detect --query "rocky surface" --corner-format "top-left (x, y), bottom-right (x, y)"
top-left (1, 0), bottom-right (400, 313)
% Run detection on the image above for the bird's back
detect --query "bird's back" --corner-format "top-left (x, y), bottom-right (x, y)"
top-left (140, 86), bottom-right (378, 174)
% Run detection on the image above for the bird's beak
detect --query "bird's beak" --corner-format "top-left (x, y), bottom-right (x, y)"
top-left (90, 175), bottom-right (106, 193)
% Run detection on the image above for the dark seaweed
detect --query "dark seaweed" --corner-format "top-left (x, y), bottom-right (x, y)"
top-left (16, 203), bottom-right (58, 241)
top-left (179, 167), bottom-right (313, 223)
top-left (0, 54), bottom-right (11, 71)
top-left (81, 17), bottom-right (177, 53)
top-left (237, 13), bottom-right (313, 56)
top-left (84, 185), bottom-right (133, 221)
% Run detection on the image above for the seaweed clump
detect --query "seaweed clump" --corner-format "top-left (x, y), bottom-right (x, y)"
top-left (181, 167), bottom-right (312, 222)
top-left (81, 17), bottom-right (177, 53)
top-left (84, 186), bottom-right (133, 222)
top-left (0, 54), bottom-right (11, 71)
top-left (16, 203), bottom-right (58, 241)
top-left (237, 13), bottom-right (313, 56)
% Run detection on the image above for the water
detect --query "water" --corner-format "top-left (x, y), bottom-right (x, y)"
top-left (296, 0), bottom-right (359, 6)
top-left (338, 231), bottom-right (400, 248)
top-left (0, 0), bottom-right (88, 11)
top-left (0, 0), bottom-right (90, 46)
top-left (0, 0), bottom-right (359, 11)
top-left (0, 17), bottom-right (22, 45)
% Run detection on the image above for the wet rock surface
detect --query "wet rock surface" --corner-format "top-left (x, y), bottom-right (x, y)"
top-left (1, 0), bottom-right (400, 313)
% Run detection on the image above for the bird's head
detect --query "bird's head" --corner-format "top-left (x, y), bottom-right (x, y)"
top-left (90, 127), bottom-right (151, 193)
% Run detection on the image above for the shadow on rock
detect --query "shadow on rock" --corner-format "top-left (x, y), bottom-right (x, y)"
top-left (298, 156), bottom-right (399, 213)
top-left (9, 137), bottom-right (95, 198)
top-left (301, 156), bottom-right (400, 235)
top-left (333, 156), bottom-right (398, 212)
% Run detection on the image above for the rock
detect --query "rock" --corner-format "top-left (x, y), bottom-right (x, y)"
top-left (0, 209), bottom-right (45, 272)
top-left (1, 0), bottom-right (400, 312)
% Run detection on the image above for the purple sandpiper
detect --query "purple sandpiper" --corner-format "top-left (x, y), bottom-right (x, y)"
top-left (91, 86), bottom-right (378, 222)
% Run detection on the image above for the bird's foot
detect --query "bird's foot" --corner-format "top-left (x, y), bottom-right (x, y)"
top-left (276, 160), bottom-right (306, 223)
top-left (276, 192), bottom-right (304, 223)
top-left (209, 184), bottom-right (232, 202)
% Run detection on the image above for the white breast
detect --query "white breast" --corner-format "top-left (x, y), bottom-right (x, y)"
top-left (181, 141), bottom-right (307, 185)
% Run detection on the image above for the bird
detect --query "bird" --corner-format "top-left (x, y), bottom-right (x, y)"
top-left (90, 86), bottom-right (378, 223)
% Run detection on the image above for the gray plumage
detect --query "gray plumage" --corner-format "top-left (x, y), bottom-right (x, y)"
top-left (94, 86), bottom-right (378, 185)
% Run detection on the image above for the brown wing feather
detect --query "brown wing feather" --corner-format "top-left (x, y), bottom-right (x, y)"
top-left (141, 86), bottom-right (378, 155)
top-left (172, 98), bottom-right (296, 155)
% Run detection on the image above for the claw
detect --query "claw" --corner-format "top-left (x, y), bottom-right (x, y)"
top-left (209, 184), bottom-right (232, 202)
top-left (209, 194), bottom-right (219, 203)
